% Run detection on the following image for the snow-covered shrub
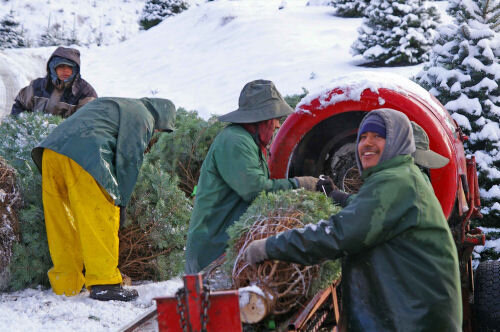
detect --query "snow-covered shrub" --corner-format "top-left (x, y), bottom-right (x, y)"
top-left (0, 10), bottom-right (26, 49)
top-left (139, 0), bottom-right (189, 30)
top-left (351, 0), bottom-right (440, 66)
top-left (416, 0), bottom-right (500, 228)
top-left (331, 0), bottom-right (370, 17)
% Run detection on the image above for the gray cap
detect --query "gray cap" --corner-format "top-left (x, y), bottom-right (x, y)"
top-left (218, 79), bottom-right (294, 123)
top-left (411, 121), bottom-right (449, 169)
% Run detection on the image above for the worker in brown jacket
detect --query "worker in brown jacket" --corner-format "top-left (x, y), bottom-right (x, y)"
top-left (11, 47), bottom-right (97, 118)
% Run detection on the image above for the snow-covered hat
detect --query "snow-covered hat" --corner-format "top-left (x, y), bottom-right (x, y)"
top-left (411, 121), bottom-right (449, 169)
top-left (218, 80), bottom-right (293, 123)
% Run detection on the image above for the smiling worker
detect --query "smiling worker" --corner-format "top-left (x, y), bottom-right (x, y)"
top-left (243, 108), bottom-right (462, 331)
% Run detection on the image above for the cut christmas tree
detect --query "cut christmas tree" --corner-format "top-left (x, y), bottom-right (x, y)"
top-left (224, 189), bottom-right (342, 323)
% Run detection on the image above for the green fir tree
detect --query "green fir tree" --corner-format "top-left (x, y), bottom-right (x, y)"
top-left (0, 113), bottom-right (63, 290)
top-left (146, 108), bottom-right (225, 195)
top-left (0, 10), bottom-right (26, 49)
top-left (225, 189), bottom-right (342, 294)
top-left (140, 0), bottom-right (189, 30)
top-left (416, 0), bottom-right (500, 228)
top-left (351, 0), bottom-right (441, 66)
top-left (332, 0), bottom-right (370, 18)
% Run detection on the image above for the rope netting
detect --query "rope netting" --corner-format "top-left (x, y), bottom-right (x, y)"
top-left (231, 211), bottom-right (320, 315)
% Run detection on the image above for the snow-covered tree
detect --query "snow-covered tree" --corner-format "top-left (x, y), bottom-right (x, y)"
top-left (0, 11), bottom-right (26, 49)
top-left (351, 0), bottom-right (441, 66)
top-left (416, 0), bottom-right (500, 227)
top-left (140, 0), bottom-right (189, 30)
top-left (332, 0), bottom-right (370, 18)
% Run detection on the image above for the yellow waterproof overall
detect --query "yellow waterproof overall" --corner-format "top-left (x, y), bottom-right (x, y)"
top-left (42, 149), bottom-right (122, 296)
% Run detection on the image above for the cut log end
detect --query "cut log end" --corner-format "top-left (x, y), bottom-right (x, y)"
top-left (239, 288), bottom-right (272, 324)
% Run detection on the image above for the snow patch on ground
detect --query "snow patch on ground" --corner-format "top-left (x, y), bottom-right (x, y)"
top-left (0, 279), bottom-right (182, 331)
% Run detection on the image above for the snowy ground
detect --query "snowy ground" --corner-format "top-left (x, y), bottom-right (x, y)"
top-left (0, 279), bottom-right (182, 331)
top-left (0, 0), bottom-right (498, 330)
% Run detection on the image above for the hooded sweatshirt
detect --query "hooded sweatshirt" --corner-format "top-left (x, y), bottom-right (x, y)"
top-left (265, 108), bottom-right (462, 331)
top-left (11, 47), bottom-right (97, 118)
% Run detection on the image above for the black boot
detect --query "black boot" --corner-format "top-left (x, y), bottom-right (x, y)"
top-left (90, 284), bottom-right (138, 302)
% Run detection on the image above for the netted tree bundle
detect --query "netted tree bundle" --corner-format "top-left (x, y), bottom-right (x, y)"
top-left (225, 189), bottom-right (342, 316)
top-left (119, 158), bottom-right (192, 281)
top-left (0, 157), bottom-right (22, 290)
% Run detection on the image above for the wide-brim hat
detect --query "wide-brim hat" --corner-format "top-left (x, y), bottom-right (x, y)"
top-left (411, 121), bottom-right (449, 169)
top-left (218, 79), bottom-right (294, 123)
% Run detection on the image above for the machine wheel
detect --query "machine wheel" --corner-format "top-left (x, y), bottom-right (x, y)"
top-left (328, 143), bottom-right (361, 194)
top-left (474, 260), bottom-right (500, 331)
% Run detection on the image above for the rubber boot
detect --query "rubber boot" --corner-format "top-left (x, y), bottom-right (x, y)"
top-left (90, 284), bottom-right (138, 302)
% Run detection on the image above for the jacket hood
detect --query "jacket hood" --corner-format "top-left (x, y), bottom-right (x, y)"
top-left (46, 47), bottom-right (81, 75)
top-left (356, 108), bottom-right (415, 173)
top-left (140, 98), bottom-right (176, 132)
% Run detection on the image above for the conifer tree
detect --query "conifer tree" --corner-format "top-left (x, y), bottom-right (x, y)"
top-left (0, 11), bottom-right (26, 49)
top-left (351, 0), bottom-right (441, 66)
top-left (140, 0), bottom-right (189, 30)
top-left (331, 0), bottom-right (370, 18)
top-left (416, 0), bottom-right (500, 227)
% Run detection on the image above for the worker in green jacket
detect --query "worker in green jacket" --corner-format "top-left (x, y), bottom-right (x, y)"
top-left (185, 80), bottom-right (319, 274)
top-left (243, 108), bottom-right (462, 331)
top-left (32, 97), bottom-right (175, 301)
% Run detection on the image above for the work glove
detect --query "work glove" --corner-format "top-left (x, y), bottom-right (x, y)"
top-left (329, 190), bottom-right (351, 208)
top-left (316, 176), bottom-right (336, 196)
top-left (243, 239), bottom-right (268, 265)
top-left (294, 176), bottom-right (319, 191)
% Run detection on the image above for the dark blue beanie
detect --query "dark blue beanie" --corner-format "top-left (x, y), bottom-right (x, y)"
top-left (359, 113), bottom-right (386, 138)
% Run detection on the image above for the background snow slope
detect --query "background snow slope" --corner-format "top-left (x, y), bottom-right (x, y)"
top-left (1, 0), bottom-right (444, 119)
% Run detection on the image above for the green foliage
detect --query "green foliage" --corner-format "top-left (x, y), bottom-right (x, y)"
top-left (122, 158), bottom-right (192, 280)
top-left (478, 248), bottom-right (500, 262)
top-left (416, 0), bottom-right (500, 227)
top-left (140, 0), bottom-right (189, 30)
top-left (351, 0), bottom-right (440, 66)
top-left (284, 89), bottom-right (309, 110)
top-left (146, 108), bottom-right (225, 195)
top-left (224, 189), bottom-right (342, 291)
top-left (0, 113), bottom-right (63, 290)
top-left (0, 10), bottom-right (26, 49)
top-left (332, 0), bottom-right (370, 18)
top-left (310, 260), bottom-right (341, 295)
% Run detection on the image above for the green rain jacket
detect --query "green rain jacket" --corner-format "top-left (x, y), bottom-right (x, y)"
top-left (185, 124), bottom-right (297, 273)
top-left (265, 109), bottom-right (462, 332)
top-left (32, 97), bottom-right (176, 207)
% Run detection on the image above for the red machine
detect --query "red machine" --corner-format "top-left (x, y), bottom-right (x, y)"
top-left (124, 74), bottom-right (491, 332)
top-left (268, 73), bottom-right (486, 331)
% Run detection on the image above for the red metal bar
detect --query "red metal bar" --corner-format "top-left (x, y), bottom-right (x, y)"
top-left (155, 274), bottom-right (242, 332)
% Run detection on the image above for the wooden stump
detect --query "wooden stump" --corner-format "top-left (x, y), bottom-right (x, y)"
top-left (239, 286), bottom-right (274, 324)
